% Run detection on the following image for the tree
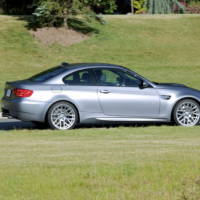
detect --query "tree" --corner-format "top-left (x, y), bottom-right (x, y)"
top-left (31, 0), bottom-right (106, 33)
top-left (0, 0), bottom-right (38, 14)
top-left (131, 0), bottom-right (134, 13)
top-left (0, 0), bottom-right (117, 15)
top-left (83, 0), bottom-right (117, 14)
top-left (145, 0), bottom-right (186, 14)
top-left (132, 0), bottom-right (146, 14)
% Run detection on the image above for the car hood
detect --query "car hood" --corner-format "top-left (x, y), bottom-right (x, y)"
top-left (154, 82), bottom-right (200, 93)
top-left (154, 82), bottom-right (188, 88)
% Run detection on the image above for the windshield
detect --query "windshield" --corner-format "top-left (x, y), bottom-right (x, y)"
top-left (29, 66), bottom-right (68, 82)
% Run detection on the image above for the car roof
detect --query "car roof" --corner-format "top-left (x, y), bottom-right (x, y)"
top-left (61, 63), bottom-right (127, 71)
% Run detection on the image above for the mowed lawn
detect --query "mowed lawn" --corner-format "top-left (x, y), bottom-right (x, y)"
top-left (1, 15), bottom-right (200, 200)
top-left (0, 126), bottom-right (200, 200)
top-left (1, 15), bottom-right (200, 95)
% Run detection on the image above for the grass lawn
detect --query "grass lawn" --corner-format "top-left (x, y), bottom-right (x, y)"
top-left (1, 14), bottom-right (200, 199)
top-left (1, 15), bottom-right (200, 96)
top-left (0, 126), bottom-right (200, 200)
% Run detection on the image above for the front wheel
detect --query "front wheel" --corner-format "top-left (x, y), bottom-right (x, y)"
top-left (173, 99), bottom-right (200, 127)
top-left (47, 101), bottom-right (78, 130)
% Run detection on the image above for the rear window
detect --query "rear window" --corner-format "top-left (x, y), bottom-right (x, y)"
top-left (29, 66), bottom-right (68, 82)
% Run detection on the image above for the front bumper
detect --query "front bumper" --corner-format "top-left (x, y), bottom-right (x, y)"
top-left (1, 97), bottom-right (49, 122)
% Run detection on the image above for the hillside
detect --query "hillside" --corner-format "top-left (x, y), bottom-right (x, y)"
top-left (1, 15), bottom-right (200, 200)
top-left (1, 15), bottom-right (200, 97)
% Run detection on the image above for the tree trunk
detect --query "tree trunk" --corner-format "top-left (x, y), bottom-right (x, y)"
top-left (131, 0), bottom-right (134, 14)
top-left (63, 8), bottom-right (68, 29)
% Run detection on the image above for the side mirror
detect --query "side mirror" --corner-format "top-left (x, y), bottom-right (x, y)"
top-left (139, 81), bottom-right (150, 89)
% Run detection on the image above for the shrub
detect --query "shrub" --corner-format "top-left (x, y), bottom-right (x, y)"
top-left (32, 0), bottom-right (63, 28)
top-left (186, 1), bottom-right (200, 13)
top-left (133, 0), bottom-right (146, 14)
top-left (30, 0), bottom-right (105, 33)
top-left (146, 0), bottom-right (186, 14)
top-left (83, 0), bottom-right (117, 14)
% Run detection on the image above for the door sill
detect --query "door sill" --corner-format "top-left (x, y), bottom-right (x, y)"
top-left (96, 117), bottom-right (168, 122)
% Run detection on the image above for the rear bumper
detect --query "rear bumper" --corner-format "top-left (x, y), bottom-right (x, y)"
top-left (1, 97), bottom-right (49, 122)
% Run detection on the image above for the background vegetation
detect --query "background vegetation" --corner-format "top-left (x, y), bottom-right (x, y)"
top-left (1, 15), bottom-right (200, 97)
top-left (1, 6), bottom-right (200, 200)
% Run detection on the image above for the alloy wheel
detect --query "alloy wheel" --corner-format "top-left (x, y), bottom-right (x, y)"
top-left (174, 100), bottom-right (200, 127)
top-left (48, 102), bottom-right (78, 130)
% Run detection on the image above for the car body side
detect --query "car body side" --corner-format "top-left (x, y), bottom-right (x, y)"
top-left (2, 65), bottom-right (200, 124)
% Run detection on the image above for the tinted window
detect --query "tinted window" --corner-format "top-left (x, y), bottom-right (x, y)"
top-left (94, 68), bottom-right (141, 87)
top-left (63, 69), bottom-right (95, 86)
top-left (30, 66), bottom-right (68, 82)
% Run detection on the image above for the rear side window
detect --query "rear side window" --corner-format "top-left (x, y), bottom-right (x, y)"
top-left (63, 69), bottom-right (95, 86)
top-left (30, 66), bottom-right (68, 82)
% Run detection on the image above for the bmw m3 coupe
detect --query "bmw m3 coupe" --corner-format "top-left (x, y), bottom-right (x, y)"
top-left (2, 63), bottom-right (200, 130)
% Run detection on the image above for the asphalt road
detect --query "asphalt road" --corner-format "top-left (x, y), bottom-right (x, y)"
top-left (0, 119), bottom-right (35, 130)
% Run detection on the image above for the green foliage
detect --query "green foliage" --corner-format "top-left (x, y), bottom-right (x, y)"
top-left (133, 0), bottom-right (146, 14)
top-left (145, 0), bottom-right (186, 14)
top-left (187, 0), bottom-right (200, 13)
top-left (84, 0), bottom-right (117, 14)
top-left (30, 0), bottom-right (105, 33)
top-left (0, 0), bottom-right (39, 14)
top-left (32, 0), bottom-right (63, 27)
top-left (0, 0), bottom-right (117, 15)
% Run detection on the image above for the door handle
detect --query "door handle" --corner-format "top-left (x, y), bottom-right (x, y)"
top-left (99, 90), bottom-right (111, 94)
top-left (160, 95), bottom-right (171, 100)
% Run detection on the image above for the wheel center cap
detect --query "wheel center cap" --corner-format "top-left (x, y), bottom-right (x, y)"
top-left (60, 114), bottom-right (65, 118)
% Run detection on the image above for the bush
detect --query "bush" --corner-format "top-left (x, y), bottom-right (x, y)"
top-left (133, 0), bottom-right (146, 14)
top-left (186, 1), bottom-right (200, 13)
top-left (83, 0), bottom-right (117, 14)
top-left (30, 0), bottom-right (105, 33)
top-left (146, 0), bottom-right (185, 14)
top-left (32, 0), bottom-right (63, 28)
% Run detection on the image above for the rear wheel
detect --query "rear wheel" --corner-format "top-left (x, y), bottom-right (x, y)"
top-left (173, 99), bottom-right (200, 127)
top-left (47, 101), bottom-right (78, 130)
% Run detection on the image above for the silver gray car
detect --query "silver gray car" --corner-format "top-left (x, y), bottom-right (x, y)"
top-left (2, 63), bottom-right (200, 130)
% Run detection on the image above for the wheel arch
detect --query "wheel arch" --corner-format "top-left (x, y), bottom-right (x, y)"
top-left (170, 97), bottom-right (200, 122)
top-left (44, 100), bottom-right (80, 123)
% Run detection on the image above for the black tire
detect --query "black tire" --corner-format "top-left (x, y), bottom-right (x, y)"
top-left (47, 101), bottom-right (78, 130)
top-left (173, 99), bottom-right (200, 127)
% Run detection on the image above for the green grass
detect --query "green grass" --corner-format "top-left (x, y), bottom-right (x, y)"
top-left (0, 126), bottom-right (200, 200)
top-left (1, 14), bottom-right (200, 199)
top-left (1, 15), bottom-right (200, 97)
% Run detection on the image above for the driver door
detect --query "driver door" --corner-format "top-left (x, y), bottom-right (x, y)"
top-left (94, 68), bottom-right (160, 118)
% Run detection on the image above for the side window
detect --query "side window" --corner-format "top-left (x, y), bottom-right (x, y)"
top-left (63, 69), bottom-right (95, 86)
top-left (94, 68), bottom-right (141, 87)
top-left (117, 70), bottom-right (142, 87)
top-left (94, 69), bottom-right (121, 86)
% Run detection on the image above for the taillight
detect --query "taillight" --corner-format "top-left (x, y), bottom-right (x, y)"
top-left (14, 88), bottom-right (33, 98)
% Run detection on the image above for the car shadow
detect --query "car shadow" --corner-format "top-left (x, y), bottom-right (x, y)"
top-left (0, 119), bottom-right (174, 131)
top-left (76, 122), bottom-right (173, 129)
top-left (0, 119), bottom-right (36, 130)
